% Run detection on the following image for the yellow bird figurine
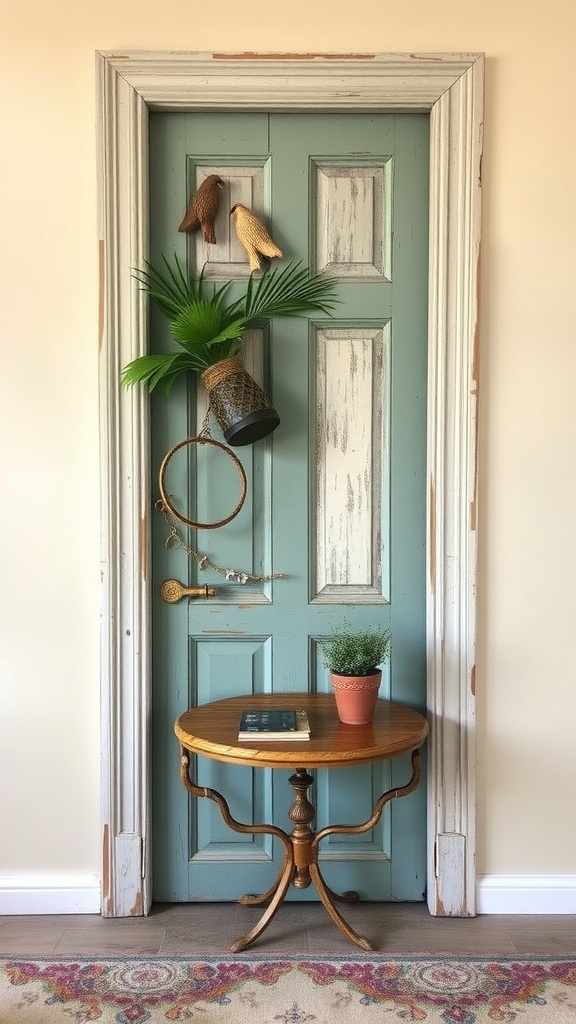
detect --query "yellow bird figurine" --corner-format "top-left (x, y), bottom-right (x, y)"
top-left (230, 204), bottom-right (283, 271)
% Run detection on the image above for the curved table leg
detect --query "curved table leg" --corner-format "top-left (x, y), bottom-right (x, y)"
top-left (309, 862), bottom-right (374, 950)
top-left (317, 879), bottom-right (360, 904)
top-left (311, 749), bottom-right (422, 852)
top-left (231, 857), bottom-right (295, 952)
top-left (307, 750), bottom-right (422, 947)
top-left (239, 865), bottom-right (295, 907)
top-left (180, 750), bottom-right (294, 951)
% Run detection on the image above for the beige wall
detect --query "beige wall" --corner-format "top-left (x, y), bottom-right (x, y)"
top-left (1, 1), bottom-right (575, 887)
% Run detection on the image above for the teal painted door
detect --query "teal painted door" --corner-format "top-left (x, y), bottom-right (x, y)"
top-left (150, 112), bottom-right (429, 902)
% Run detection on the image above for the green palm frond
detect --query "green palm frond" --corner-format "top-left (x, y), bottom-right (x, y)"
top-left (242, 261), bottom-right (338, 323)
top-left (122, 254), bottom-right (338, 392)
top-left (133, 256), bottom-right (203, 318)
top-left (169, 299), bottom-right (232, 346)
top-left (121, 352), bottom-right (206, 392)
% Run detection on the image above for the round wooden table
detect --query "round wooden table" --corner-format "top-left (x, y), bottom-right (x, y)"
top-left (175, 693), bottom-right (428, 952)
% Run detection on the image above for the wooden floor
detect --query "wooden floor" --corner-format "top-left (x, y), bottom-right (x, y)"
top-left (0, 903), bottom-right (575, 956)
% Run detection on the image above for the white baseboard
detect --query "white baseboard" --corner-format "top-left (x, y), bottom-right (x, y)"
top-left (0, 874), bottom-right (101, 915)
top-left (476, 875), bottom-right (576, 914)
top-left (1, 872), bottom-right (574, 916)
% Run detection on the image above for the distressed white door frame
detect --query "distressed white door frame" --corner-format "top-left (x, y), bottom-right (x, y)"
top-left (97, 51), bottom-right (483, 918)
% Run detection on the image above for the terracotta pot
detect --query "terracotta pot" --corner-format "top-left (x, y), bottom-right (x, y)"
top-left (201, 357), bottom-right (280, 447)
top-left (330, 669), bottom-right (382, 725)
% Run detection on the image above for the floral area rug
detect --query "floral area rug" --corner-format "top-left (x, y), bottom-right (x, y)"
top-left (1, 955), bottom-right (575, 1023)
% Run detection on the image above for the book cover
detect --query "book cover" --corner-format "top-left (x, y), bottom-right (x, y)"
top-left (238, 708), bottom-right (310, 741)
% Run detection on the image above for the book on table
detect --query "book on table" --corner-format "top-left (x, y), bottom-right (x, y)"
top-left (238, 707), bottom-right (311, 741)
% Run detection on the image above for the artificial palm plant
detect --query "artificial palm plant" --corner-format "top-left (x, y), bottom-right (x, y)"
top-left (121, 255), bottom-right (338, 445)
top-left (121, 256), bottom-right (337, 392)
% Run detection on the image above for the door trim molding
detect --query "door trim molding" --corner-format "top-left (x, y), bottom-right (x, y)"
top-left (96, 51), bottom-right (483, 917)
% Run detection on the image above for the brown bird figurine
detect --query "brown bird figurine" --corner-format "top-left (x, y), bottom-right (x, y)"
top-left (178, 174), bottom-right (224, 244)
top-left (230, 204), bottom-right (283, 271)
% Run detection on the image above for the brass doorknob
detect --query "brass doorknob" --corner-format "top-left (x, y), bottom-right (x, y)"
top-left (160, 580), bottom-right (217, 604)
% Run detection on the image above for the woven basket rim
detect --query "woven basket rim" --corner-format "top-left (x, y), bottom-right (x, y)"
top-left (201, 357), bottom-right (244, 389)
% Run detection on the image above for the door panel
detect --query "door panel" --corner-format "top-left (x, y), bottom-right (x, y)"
top-left (150, 112), bottom-right (429, 902)
top-left (313, 324), bottom-right (389, 602)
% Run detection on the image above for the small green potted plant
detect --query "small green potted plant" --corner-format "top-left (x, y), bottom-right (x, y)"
top-left (121, 255), bottom-right (337, 446)
top-left (319, 621), bottom-right (391, 725)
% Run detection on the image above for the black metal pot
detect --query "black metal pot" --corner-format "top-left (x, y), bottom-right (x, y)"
top-left (201, 358), bottom-right (280, 446)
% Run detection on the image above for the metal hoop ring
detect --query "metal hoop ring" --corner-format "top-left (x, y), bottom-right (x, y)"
top-left (158, 436), bottom-right (247, 530)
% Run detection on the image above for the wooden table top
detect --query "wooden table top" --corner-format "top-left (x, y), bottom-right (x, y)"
top-left (175, 693), bottom-right (428, 769)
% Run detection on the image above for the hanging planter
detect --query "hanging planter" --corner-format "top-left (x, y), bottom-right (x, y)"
top-left (201, 357), bottom-right (280, 446)
top-left (120, 255), bottom-right (336, 446)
